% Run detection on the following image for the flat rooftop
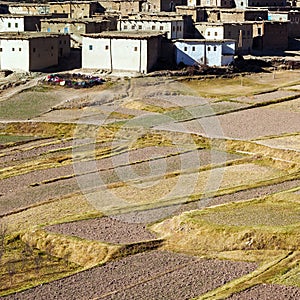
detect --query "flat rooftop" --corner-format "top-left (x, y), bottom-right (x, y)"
top-left (82, 31), bottom-right (165, 39)
top-left (0, 31), bottom-right (66, 40)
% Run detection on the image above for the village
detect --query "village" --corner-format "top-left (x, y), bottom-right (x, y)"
top-left (0, 0), bottom-right (299, 74)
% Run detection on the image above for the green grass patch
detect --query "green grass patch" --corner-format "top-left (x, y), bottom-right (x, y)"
top-left (0, 135), bottom-right (37, 145)
top-left (0, 88), bottom-right (62, 120)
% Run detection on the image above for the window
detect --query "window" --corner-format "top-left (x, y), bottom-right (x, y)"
top-left (8, 22), bottom-right (11, 28)
top-left (59, 40), bottom-right (62, 44)
top-left (258, 28), bottom-right (262, 35)
top-left (172, 26), bottom-right (175, 31)
top-left (0, 48), bottom-right (2, 52)
top-left (207, 46), bottom-right (211, 51)
top-left (138, 25), bottom-right (142, 29)
top-left (33, 48), bottom-right (36, 53)
top-left (124, 25), bottom-right (127, 29)
top-left (89, 45), bottom-right (93, 50)
top-left (184, 46), bottom-right (187, 51)
top-left (131, 25), bottom-right (135, 29)
top-left (179, 26), bottom-right (182, 31)
top-left (214, 32), bottom-right (217, 36)
top-left (47, 27), bottom-right (51, 32)
top-left (54, 10), bottom-right (57, 13)
top-left (105, 45), bottom-right (109, 50)
top-left (152, 25), bottom-right (155, 30)
top-left (19, 48), bottom-right (21, 51)
top-left (192, 46), bottom-right (195, 51)
top-left (134, 46), bottom-right (138, 51)
top-left (12, 47), bottom-right (15, 51)
top-left (51, 46), bottom-right (54, 50)
top-left (160, 26), bottom-right (163, 30)
top-left (241, 2), bottom-right (244, 5)
top-left (214, 46), bottom-right (217, 51)
top-left (15, 23), bottom-right (18, 28)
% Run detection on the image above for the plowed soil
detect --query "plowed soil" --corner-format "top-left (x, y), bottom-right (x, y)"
top-left (227, 284), bottom-right (300, 300)
top-left (4, 251), bottom-right (257, 300)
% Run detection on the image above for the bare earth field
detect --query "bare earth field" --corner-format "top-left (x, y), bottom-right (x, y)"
top-left (3, 251), bottom-right (257, 300)
top-left (0, 70), bottom-right (300, 299)
top-left (227, 284), bottom-right (300, 300)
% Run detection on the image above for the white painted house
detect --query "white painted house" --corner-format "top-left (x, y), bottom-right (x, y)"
top-left (82, 31), bottom-right (164, 73)
top-left (0, 32), bottom-right (70, 72)
top-left (174, 39), bottom-right (235, 66)
top-left (118, 14), bottom-right (186, 39)
top-left (0, 14), bottom-right (43, 32)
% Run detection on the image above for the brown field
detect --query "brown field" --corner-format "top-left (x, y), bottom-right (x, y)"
top-left (0, 70), bottom-right (299, 299)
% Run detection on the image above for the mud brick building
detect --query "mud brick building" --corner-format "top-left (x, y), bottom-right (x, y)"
top-left (7, 3), bottom-right (50, 15)
top-left (175, 6), bottom-right (206, 22)
top-left (0, 14), bottom-right (44, 32)
top-left (0, 32), bottom-right (70, 72)
top-left (234, 0), bottom-right (287, 9)
top-left (41, 17), bottom-right (117, 47)
top-left (268, 10), bottom-right (300, 37)
top-left (82, 31), bottom-right (164, 73)
top-left (252, 21), bottom-right (289, 53)
top-left (118, 13), bottom-right (194, 39)
top-left (206, 8), bottom-right (268, 22)
top-left (174, 38), bottom-right (235, 66)
top-left (195, 21), bottom-right (253, 54)
top-left (186, 0), bottom-right (234, 7)
top-left (49, 1), bottom-right (102, 18)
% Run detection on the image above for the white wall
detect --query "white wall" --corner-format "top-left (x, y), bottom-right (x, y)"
top-left (203, 26), bottom-right (224, 40)
top-left (82, 36), bottom-right (150, 73)
top-left (118, 19), bottom-right (183, 39)
top-left (175, 41), bottom-right (206, 65)
top-left (0, 39), bottom-right (30, 71)
top-left (174, 40), bottom-right (235, 67)
top-left (82, 36), bottom-right (111, 69)
top-left (205, 42), bottom-right (222, 66)
top-left (0, 17), bottom-right (25, 32)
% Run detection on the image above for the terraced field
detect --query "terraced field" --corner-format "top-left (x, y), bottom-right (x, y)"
top-left (0, 70), bottom-right (300, 299)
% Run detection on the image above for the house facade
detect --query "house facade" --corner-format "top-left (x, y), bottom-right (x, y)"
top-left (174, 39), bottom-right (235, 66)
top-left (252, 21), bottom-right (289, 52)
top-left (195, 22), bottom-right (253, 53)
top-left (187, 0), bottom-right (233, 7)
top-left (41, 17), bottom-right (117, 47)
top-left (118, 13), bottom-right (194, 39)
top-left (0, 32), bottom-right (70, 72)
top-left (82, 31), bottom-right (164, 73)
top-left (176, 6), bottom-right (206, 22)
top-left (48, 1), bottom-right (102, 18)
top-left (206, 8), bottom-right (268, 22)
top-left (7, 3), bottom-right (50, 15)
top-left (268, 10), bottom-right (300, 37)
top-left (234, 0), bottom-right (287, 9)
top-left (0, 15), bottom-right (43, 32)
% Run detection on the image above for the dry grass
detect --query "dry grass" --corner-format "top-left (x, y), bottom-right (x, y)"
top-left (20, 229), bottom-right (121, 268)
top-left (0, 236), bottom-right (80, 296)
top-left (151, 195), bottom-right (300, 254)
top-left (183, 71), bottom-right (300, 99)
top-left (1, 194), bottom-right (100, 234)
